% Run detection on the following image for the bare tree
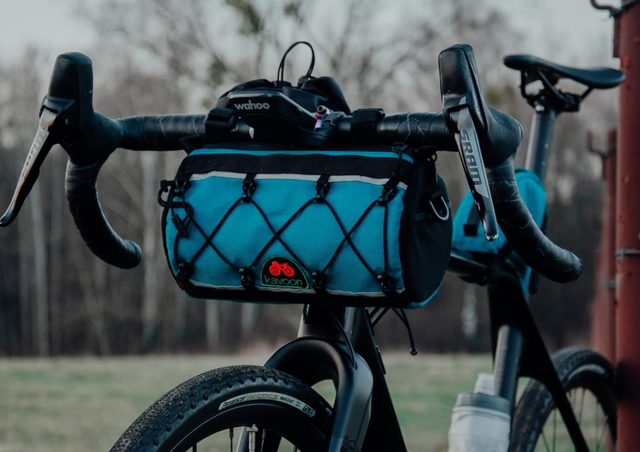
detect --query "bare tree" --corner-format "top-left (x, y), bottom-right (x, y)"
top-left (0, 48), bottom-right (50, 356)
top-left (93, 55), bottom-right (189, 352)
top-left (49, 149), bottom-right (66, 354)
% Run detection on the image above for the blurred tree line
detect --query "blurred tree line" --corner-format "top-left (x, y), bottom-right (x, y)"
top-left (0, 0), bottom-right (616, 356)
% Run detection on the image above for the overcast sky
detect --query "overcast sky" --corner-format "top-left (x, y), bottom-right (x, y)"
top-left (0, 0), bottom-right (618, 65)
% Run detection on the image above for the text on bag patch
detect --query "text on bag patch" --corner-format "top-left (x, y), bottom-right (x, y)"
top-left (260, 257), bottom-right (309, 289)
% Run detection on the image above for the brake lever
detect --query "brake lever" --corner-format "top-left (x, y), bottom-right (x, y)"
top-left (439, 44), bottom-right (499, 241)
top-left (0, 108), bottom-right (60, 226)
top-left (452, 103), bottom-right (499, 241)
top-left (1, 52), bottom-right (95, 226)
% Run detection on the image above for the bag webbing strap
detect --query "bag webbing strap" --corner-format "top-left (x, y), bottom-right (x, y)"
top-left (165, 148), bottom-right (414, 296)
top-left (205, 108), bottom-right (235, 136)
top-left (351, 109), bottom-right (385, 145)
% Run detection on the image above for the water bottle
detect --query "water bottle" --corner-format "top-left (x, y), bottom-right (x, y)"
top-left (473, 372), bottom-right (496, 394)
top-left (447, 373), bottom-right (511, 452)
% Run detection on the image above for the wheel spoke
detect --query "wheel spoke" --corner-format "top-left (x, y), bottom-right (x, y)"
top-left (536, 392), bottom-right (613, 452)
top-left (593, 399), bottom-right (600, 450)
top-left (578, 388), bottom-right (585, 425)
top-left (596, 414), bottom-right (609, 451)
top-left (540, 428), bottom-right (552, 452)
top-left (511, 351), bottom-right (616, 452)
top-left (552, 407), bottom-right (557, 451)
top-left (259, 428), bottom-right (266, 452)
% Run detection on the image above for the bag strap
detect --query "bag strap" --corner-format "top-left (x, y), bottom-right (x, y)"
top-left (205, 107), bottom-right (235, 136)
top-left (351, 109), bottom-right (385, 145)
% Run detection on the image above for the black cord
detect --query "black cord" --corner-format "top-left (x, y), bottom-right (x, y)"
top-left (392, 309), bottom-right (418, 356)
top-left (277, 41), bottom-right (316, 87)
top-left (369, 307), bottom-right (390, 329)
top-left (368, 307), bottom-right (417, 355)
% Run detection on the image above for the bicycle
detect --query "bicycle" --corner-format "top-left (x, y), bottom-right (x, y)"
top-left (451, 53), bottom-right (624, 452)
top-left (0, 42), bottom-right (624, 452)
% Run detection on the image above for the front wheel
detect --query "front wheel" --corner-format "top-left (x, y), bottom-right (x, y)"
top-left (510, 348), bottom-right (616, 452)
top-left (110, 365), bottom-right (332, 452)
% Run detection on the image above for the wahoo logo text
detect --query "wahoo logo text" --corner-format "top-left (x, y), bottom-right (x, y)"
top-left (234, 100), bottom-right (271, 110)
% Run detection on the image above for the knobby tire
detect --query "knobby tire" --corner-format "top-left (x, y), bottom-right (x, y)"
top-left (509, 348), bottom-right (616, 452)
top-left (109, 365), bottom-right (332, 452)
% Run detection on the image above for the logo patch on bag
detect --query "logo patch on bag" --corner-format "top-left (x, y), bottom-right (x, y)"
top-left (260, 257), bottom-right (309, 289)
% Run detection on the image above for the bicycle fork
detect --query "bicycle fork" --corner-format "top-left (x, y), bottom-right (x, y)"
top-left (488, 281), bottom-right (591, 452)
top-left (261, 306), bottom-right (383, 452)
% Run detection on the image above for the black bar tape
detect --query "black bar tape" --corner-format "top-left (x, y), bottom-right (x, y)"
top-left (487, 156), bottom-right (582, 283)
top-left (65, 161), bottom-right (142, 269)
top-left (376, 113), bottom-right (457, 150)
top-left (118, 115), bottom-right (206, 150)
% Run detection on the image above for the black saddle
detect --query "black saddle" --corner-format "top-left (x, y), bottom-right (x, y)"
top-left (504, 54), bottom-right (624, 90)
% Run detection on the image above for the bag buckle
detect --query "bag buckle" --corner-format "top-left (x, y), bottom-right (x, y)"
top-left (312, 271), bottom-right (327, 294)
top-left (239, 267), bottom-right (256, 289)
top-left (241, 174), bottom-right (257, 202)
top-left (377, 273), bottom-right (395, 296)
top-left (315, 175), bottom-right (331, 203)
top-left (158, 179), bottom-right (190, 207)
top-left (160, 179), bottom-right (193, 236)
top-left (175, 262), bottom-right (192, 289)
top-left (158, 179), bottom-right (173, 207)
top-left (377, 180), bottom-right (398, 205)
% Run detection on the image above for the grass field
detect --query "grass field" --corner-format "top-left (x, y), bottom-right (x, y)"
top-left (0, 353), bottom-right (492, 452)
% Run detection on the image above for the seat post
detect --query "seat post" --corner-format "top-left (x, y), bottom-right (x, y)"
top-left (524, 98), bottom-right (558, 184)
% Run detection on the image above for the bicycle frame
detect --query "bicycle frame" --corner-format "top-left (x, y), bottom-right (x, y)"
top-left (261, 94), bottom-right (592, 452)
top-left (464, 96), bottom-right (592, 451)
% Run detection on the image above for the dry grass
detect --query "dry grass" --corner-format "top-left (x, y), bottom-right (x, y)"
top-left (0, 353), bottom-right (492, 452)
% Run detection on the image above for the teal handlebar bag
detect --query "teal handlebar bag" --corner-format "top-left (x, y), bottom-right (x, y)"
top-left (160, 145), bottom-right (452, 308)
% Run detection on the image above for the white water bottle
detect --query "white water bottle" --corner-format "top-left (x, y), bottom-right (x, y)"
top-left (447, 373), bottom-right (511, 452)
top-left (473, 372), bottom-right (496, 395)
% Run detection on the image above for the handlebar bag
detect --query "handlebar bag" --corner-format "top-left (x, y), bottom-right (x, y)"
top-left (159, 144), bottom-right (452, 308)
top-left (452, 168), bottom-right (546, 291)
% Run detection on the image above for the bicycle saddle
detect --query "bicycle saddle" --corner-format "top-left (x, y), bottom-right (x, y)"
top-left (504, 54), bottom-right (624, 90)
